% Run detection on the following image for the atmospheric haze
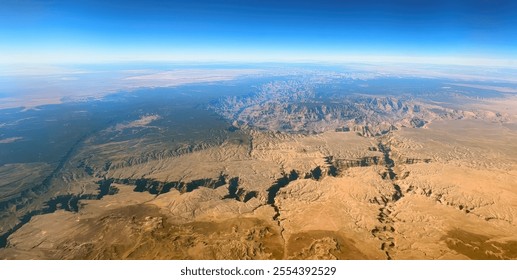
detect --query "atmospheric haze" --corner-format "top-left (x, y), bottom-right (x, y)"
top-left (0, 0), bottom-right (517, 260)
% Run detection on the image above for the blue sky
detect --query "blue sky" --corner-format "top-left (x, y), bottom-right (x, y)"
top-left (1, 0), bottom-right (517, 65)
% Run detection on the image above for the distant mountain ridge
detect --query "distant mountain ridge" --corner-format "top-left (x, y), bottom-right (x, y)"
top-left (209, 80), bottom-right (488, 136)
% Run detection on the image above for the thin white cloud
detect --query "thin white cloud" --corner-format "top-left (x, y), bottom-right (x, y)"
top-left (0, 137), bottom-right (23, 144)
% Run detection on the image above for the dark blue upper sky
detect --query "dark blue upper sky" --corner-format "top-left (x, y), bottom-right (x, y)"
top-left (1, 0), bottom-right (517, 65)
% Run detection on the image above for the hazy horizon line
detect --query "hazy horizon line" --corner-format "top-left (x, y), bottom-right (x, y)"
top-left (2, 55), bottom-right (517, 69)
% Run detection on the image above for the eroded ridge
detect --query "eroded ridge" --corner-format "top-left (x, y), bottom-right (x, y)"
top-left (370, 139), bottom-right (403, 260)
top-left (0, 179), bottom-right (117, 248)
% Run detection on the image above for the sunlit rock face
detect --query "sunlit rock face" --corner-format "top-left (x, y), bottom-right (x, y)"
top-left (1, 73), bottom-right (516, 260)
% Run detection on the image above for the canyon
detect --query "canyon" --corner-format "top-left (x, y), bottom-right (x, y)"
top-left (0, 76), bottom-right (516, 259)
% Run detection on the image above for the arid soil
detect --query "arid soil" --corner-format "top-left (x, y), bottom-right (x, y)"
top-left (1, 81), bottom-right (516, 259)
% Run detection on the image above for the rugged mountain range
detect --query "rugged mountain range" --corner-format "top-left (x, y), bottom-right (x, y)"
top-left (0, 77), bottom-right (516, 259)
top-left (210, 80), bottom-right (507, 136)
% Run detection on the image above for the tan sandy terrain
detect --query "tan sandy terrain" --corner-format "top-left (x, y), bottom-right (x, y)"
top-left (1, 75), bottom-right (516, 260)
top-left (1, 115), bottom-right (516, 259)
